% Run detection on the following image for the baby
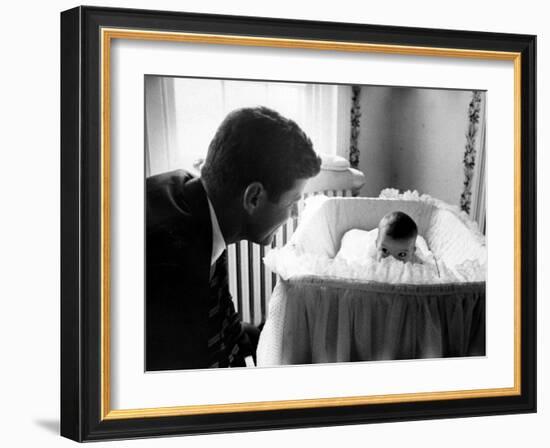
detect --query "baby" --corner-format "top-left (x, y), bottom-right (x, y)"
top-left (336, 210), bottom-right (425, 265)
top-left (375, 211), bottom-right (419, 263)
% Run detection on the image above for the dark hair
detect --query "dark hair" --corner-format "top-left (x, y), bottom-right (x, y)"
top-left (201, 107), bottom-right (321, 201)
top-left (378, 211), bottom-right (418, 241)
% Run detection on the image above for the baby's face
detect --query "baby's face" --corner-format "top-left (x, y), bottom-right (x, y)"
top-left (376, 231), bottom-right (416, 263)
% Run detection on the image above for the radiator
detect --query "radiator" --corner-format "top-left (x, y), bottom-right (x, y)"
top-left (228, 189), bottom-right (353, 325)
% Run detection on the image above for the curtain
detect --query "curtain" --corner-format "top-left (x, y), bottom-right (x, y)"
top-left (144, 77), bottom-right (351, 177)
top-left (470, 95), bottom-right (487, 233)
top-left (460, 91), bottom-right (487, 233)
top-left (144, 76), bottom-right (179, 177)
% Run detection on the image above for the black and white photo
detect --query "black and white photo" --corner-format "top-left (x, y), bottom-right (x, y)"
top-left (145, 76), bottom-right (487, 370)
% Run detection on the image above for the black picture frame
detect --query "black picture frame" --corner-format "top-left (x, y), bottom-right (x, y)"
top-left (61, 5), bottom-right (536, 442)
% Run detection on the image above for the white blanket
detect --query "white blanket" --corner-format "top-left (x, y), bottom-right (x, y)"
top-left (336, 228), bottom-right (434, 265)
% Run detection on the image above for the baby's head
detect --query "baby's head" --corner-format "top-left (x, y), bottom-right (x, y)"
top-left (376, 211), bottom-right (418, 263)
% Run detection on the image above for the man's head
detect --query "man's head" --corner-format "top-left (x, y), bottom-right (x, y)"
top-left (201, 107), bottom-right (321, 245)
top-left (376, 211), bottom-right (418, 263)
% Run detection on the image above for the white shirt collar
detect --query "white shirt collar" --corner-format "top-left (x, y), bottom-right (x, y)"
top-left (205, 193), bottom-right (226, 266)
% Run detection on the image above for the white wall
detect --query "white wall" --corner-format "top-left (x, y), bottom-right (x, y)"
top-left (0, 1), bottom-right (546, 447)
top-left (359, 86), bottom-right (474, 206)
top-left (391, 88), bottom-right (472, 205)
top-left (358, 86), bottom-right (394, 197)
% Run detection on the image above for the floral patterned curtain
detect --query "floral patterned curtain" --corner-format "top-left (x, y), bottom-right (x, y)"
top-left (349, 86), bottom-right (362, 169)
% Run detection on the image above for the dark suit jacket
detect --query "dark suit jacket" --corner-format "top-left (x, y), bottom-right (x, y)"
top-left (146, 170), bottom-right (249, 371)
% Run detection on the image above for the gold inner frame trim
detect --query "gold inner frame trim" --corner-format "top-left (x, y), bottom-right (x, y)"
top-left (100, 27), bottom-right (522, 421)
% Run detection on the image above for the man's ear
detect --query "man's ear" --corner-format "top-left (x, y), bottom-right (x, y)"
top-left (242, 182), bottom-right (265, 214)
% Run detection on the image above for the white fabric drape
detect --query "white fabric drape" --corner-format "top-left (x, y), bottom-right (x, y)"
top-left (144, 76), bottom-right (179, 177)
top-left (144, 77), bottom-right (351, 176)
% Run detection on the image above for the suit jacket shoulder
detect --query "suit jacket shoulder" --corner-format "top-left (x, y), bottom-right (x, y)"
top-left (145, 170), bottom-right (214, 370)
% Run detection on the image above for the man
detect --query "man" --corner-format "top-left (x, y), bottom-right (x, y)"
top-left (146, 106), bottom-right (321, 371)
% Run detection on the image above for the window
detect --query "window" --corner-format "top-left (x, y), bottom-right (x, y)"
top-left (145, 76), bottom-right (351, 177)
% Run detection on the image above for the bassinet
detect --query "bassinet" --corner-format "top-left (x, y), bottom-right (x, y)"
top-left (257, 194), bottom-right (486, 366)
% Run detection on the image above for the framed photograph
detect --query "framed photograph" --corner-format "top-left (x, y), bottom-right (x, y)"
top-left (60, 5), bottom-right (536, 442)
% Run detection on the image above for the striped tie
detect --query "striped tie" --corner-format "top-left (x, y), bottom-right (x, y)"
top-left (206, 252), bottom-right (243, 368)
